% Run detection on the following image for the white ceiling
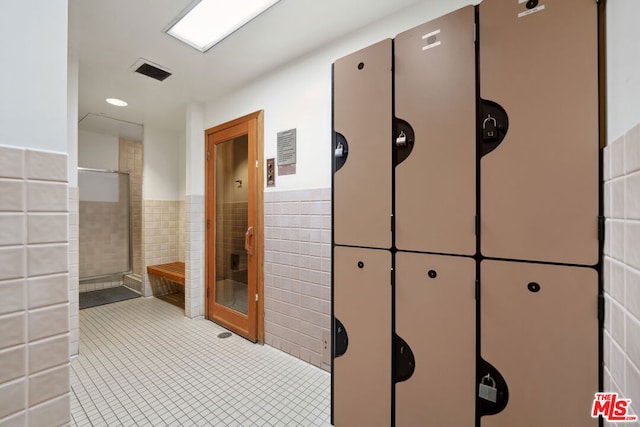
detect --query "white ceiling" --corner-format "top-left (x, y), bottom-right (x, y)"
top-left (69, 0), bottom-right (423, 134)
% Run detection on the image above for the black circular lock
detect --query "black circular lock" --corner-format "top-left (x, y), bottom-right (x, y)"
top-left (428, 270), bottom-right (437, 279)
top-left (357, 62), bottom-right (365, 70)
top-left (357, 261), bottom-right (364, 269)
top-left (527, 282), bottom-right (541, 293)
top-left (526, 0), bottom-right (538, 9)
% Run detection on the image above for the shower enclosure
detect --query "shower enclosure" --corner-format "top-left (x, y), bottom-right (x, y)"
top-left (78, 168), bottom-right (132, 288)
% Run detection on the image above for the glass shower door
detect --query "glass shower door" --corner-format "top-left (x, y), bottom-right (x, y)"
top-left (78, 168), bottom-right (131, 280)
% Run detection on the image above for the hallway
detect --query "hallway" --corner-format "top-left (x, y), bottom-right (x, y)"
top-left (70, 298), bottom-right (331, 426)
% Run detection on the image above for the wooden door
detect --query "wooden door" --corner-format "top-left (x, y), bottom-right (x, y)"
top-left (205, 113), bottom-right (262, 342)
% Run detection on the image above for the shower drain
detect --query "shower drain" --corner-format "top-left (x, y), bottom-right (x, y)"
top-left (217, 332), bottom-right (232, 339)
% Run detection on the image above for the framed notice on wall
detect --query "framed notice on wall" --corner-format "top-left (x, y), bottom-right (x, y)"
top-left (277, 128), bottom-right (296, 175)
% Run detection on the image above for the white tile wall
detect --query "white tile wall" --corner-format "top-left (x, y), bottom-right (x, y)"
top-left (264, 188), bottom-right (332, 371)
top-left (78, 278), bottom-right (120, 294)
top-left (0, 145), bottom-right (70, 426)
top-left (178, 200), bottom-right (186, 263)
top-left (142, 200), bottom-right (181, 297)
top-left (604, 122), bottom-right (640, 418)
top-left (0, 180), bottom-right (25, 211)
top-left (185, 195), bottom-right (205, 318)
top-left (68, 187), bottom-right (79, 356)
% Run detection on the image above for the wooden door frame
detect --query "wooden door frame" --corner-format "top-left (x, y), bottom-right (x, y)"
top-left (204, 110), bottom-right (264, 343)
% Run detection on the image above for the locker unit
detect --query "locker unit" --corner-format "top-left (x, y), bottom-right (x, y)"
top-left (480, 260), bottom-right (599, 427)
top-left (395, 253), bottom-right (475, 426)
top-left (395, 6), bottom-right (477, 256)
top-left (479, 0), bottom-right (600, 265)
top-left (333, 246), bottom-right (391, 426)
top-left (333, 39), bottom-right (392, 250)
top-left (332, 1), bottom-right (602, 426)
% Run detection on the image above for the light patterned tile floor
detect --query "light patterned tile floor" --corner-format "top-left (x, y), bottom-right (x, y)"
top-left (71, 297), bottom-right (331, 426)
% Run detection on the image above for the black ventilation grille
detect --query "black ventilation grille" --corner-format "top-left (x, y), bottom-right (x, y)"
top-left (135, 63), bottom-right (171, 81)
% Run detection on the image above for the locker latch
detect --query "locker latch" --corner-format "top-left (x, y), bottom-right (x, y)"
top-left (333, 317), bottom-right (349, 358)
top-left (396, 131), bottom-right (408, 147)
top-left (482, 115), bottom-right (498, 141)
top-left (393, 334), bottom-right (415, 383)
top-left (478, 374), bottom-right (498, 403)
top-left (335, 142), bottom-right (345, 158)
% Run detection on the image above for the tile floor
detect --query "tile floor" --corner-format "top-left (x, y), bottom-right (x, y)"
top-left (70, 297), bottom-right (331, 426)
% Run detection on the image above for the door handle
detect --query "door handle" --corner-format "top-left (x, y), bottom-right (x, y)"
top-left (244, 226), bottom-right (254, 256)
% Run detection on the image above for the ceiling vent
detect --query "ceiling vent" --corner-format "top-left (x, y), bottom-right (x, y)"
top-left (129, 58), bottom-right (172, 82)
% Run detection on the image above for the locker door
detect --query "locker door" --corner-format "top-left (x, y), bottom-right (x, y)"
top-left (395, 253), bottom-right (475, 426)
top-left (333, 39), bottom-right (392, 249)
top-left (395, 6), bottom-right (476, 256)
top-left (333, 247), bottom-right (391, 426)
top-left (479, 0), bottom-right (599, 265)
top-left (480, 260), bottom-right (598, 427)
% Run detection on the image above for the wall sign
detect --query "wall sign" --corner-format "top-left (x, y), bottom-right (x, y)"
top-left (277, 128), bottom-right (296, 175)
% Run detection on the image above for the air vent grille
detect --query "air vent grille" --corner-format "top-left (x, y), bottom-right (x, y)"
top-left (135, 62), bottom-right (172, 81)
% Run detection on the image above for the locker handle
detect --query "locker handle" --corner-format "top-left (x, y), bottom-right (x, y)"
top-left (479, 99), bottom-right (509, 157)
top-left (333, 317), bottom-right (349, 358)
top-left (393, 118), bottom-right (415, 166)
top-left (334, 132), bottom-right (349, 172)
top-left (393, 334), bottom-right (415, 383)
top-left (477, 358), bottom-right (509, 416)
top-left (396, 131), bottom-right (408, 147)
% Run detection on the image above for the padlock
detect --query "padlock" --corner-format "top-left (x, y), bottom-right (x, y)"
top-left (478, 374), bottom-right (498, 403)
top-left (482, 115), bottom-right (498, 141)
top-left (396, 131), bottom-right (407, 147)
top-left (335, 142), bottom-right (344, 158)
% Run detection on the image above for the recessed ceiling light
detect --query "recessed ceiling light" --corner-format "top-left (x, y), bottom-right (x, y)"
top-left (166, 0), bottom-right (281, 52)
top-left (106, 98), bottom-right (128, 107)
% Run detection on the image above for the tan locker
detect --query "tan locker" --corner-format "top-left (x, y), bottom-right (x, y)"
top-left (333, 39), bottom-right (392, 249)
top-left (479, 0), bottom-right (599, 265)
top-left (395, 6), bottom-right (476, 256)
top-left (480, 260), bottom-right (598, 427)
top-left (395, 252), bottom-right (475, 426)
top-left (333, 246), bottom-right (391, 426)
